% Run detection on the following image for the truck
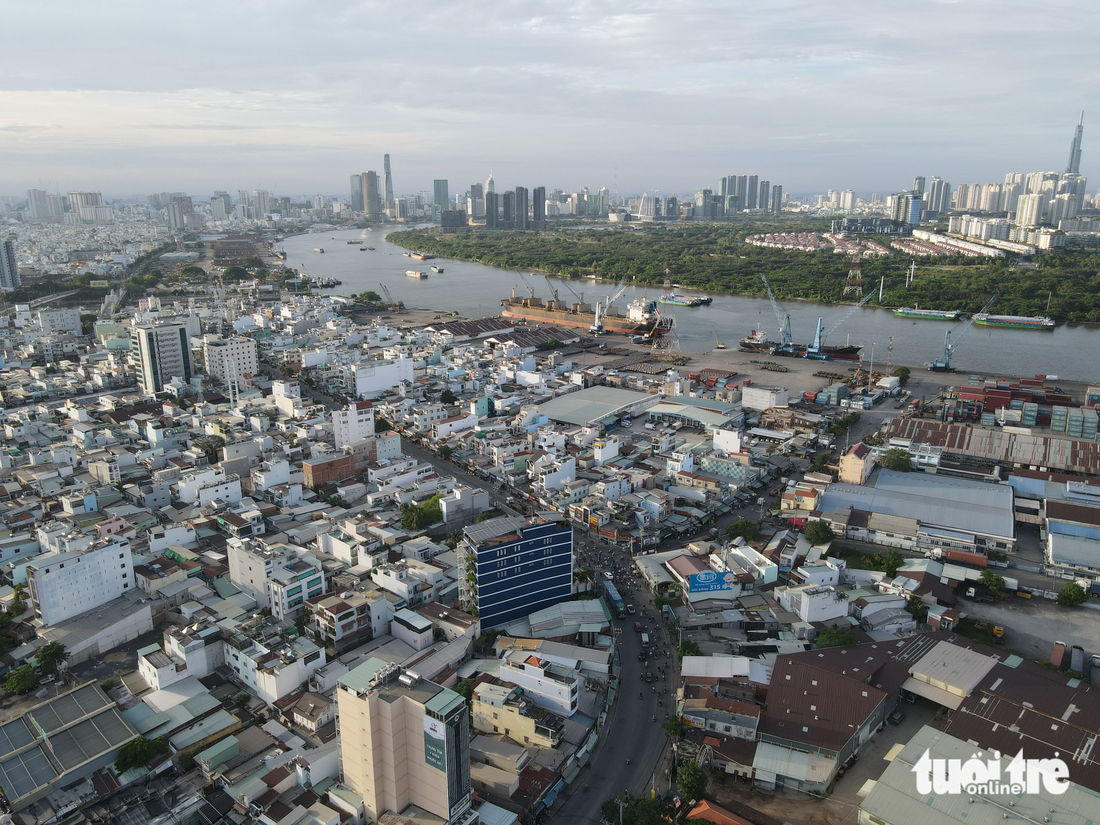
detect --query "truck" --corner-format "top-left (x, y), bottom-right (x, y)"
top-left (640, 633), bottom-right (650, 648)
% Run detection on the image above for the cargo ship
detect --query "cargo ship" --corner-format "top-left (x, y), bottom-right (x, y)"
top-left (409, 252), bottom-right (435, 261)
top-left (501, 288), bottom-right (672, 337)
top-left (893, 306), bottom-right (962, 321)
top-left (974, 313), bottom-right (1055, 330)
top-left (738, 327), bottom-right (862, 360)
top-left (658, 293), bottom-right (713, 307)
top-left (406, 270), bottom-right (428, 279)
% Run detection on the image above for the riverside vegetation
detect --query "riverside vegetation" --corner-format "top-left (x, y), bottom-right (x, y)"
top-left (389, 221), bottom-right (1100, 323)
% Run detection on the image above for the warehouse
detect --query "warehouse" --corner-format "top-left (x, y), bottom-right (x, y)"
top-left (537, 386), bottom-right (656, 427)
top-left (817, 470), bottom-right (1015, 561)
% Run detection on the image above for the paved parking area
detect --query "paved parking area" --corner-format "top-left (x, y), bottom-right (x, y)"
top-left (960, 596), bottom-right (1100, 661)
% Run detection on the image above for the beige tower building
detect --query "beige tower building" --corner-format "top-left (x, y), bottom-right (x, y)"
top-left (337, 659), bottom-right (474, 825)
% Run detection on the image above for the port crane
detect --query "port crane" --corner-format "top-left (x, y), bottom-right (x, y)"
top-left (592, 278), bottom-right (627, 335)
top-left (555, 277), bottom-right (584, 304)
top-left (712, 326), bottom-right (726, 349)
top-left (760, 274), bottom-right (794, 352)
top-left (378, 282), bottom-right (399, 311)
top-left (804, 290), bottom-right (877, 360)
top-left (543, 276), bottom-right (560, 302)
top-left (928, 295), bottom-right (997, 372)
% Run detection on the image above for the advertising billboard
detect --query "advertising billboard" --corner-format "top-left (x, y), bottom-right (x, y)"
top-left (688, 570), bottom-right (738, 594)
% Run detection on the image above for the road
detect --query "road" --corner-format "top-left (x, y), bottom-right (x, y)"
top-left (551, 539), bottom-right (678, 823)
top-left (399, 440), bottom-right (524, 518)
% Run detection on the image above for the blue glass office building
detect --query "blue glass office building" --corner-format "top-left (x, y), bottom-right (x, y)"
top-left (460, 513), bottom-right (574, 628)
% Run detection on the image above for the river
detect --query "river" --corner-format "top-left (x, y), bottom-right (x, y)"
top-left (278, 227), bottom-right (1099, 382)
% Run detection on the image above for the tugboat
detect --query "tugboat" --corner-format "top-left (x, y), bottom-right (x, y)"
top-left (431, 265), bottom-right (444, 273)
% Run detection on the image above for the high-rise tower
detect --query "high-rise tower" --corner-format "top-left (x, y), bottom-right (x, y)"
top-left (485, 171), bottom-right (495, 195)
top-left (383, 154), bottom-right (395, 212)
top-left (1067, 112), bottom-right (1084, 174)
top-left (363, 171), bottom-right (382, 217)
top-left (0, 240), bottom-right (19, 291)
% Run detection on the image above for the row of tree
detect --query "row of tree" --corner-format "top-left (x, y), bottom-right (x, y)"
top-left (389, 223), bottom-right (1100, 322)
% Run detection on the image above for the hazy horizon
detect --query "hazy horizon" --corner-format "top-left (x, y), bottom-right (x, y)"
top-left (2, 1), bottom-right (1095, 197)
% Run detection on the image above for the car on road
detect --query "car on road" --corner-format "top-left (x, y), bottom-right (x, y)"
top-left (603, 571), bottom-right (613, 580)
top-left (634, 622), bottom-right (642, 632)
top-left (626, 604), bottom-right (636, 614)
top-left (888, 708), bottom-right (906, 725)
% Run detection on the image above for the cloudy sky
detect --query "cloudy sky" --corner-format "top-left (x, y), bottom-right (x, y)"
top-left (1, 0), bottom-right (1096, 198)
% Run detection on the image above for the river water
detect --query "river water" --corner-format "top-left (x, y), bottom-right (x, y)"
top-left (278, 226), bottom-right (1098, 382)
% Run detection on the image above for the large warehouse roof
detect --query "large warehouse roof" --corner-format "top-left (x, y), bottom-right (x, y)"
top-left (819, 470), bottom-right (1014, 540)
top-left (537, 386), bottom-right (652, 426)
top-left (0, 684), bottom-right (139, 808)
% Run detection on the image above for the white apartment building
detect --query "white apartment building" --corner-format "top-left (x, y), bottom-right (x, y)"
top-left (268, 557), bottom-right (327, 621)
top-left (175, 466), bottom-right (242, 507)
top-left (138, 622), bottom-right (225, 691)
top-left (225, 631), bottom-right (326, 706)
top-left (308, 588), bottom-right (394, 654)
top-left (333, 400), bottom-right (375, 448)
top-left (412, 402), bottom-right (448, 433)
top-left (37, 308), bottom-right (83, 337)
top-left (498, 652), bottom-right (580, 716)
top-left (203, 336), bottom-right (258, 382)
top-left (344, 355), bottom-right (415, 399)
top-left (227, 540), bottom-right (292, 608)
top-left (391, 608), bottom-right (434, 651)
top-left (130, 322), bottom-right (194, 395)
top-left (26, 536), bottom-right (134, 626)
top-left (370, 560), bottom-right (444, 609)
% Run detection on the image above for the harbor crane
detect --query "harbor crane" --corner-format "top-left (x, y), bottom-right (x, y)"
top-left (712, 326), bottom-right (726, 349)
top-left (591, 278), bottom-right (627, 335)
top-left (928, 296), bottom-right (997, 372)
top-left (378, 282), bottom-right (398, 310)
top-left (543, 276), bottom-right (560, 302)
top-left (761, 274), bottom-right (794, 352)
top-left (555, 277), bottom-right (584, 304)
top-left (518, 272), bottom-right (536, 299)
top-left (804, 290), bottom-right (877, 360)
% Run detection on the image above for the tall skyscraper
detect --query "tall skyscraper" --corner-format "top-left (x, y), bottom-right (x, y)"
top-left (501, 191), bottom-right (515, 229)
top-left (363, 171), bottom-right (382, 217)
top-left (485, 171), bottom-right (495, 195)
top-left (130, 322), bottom-right (194, 395)
top-left (383, 154), bottom-right (395, 212)
top-left (457, 513), bottom-right (573, 627)
top-left (746, 176), bottom-right (759, 209)
top-left (336, 660), bottom-right (473, 825)
top-left (26, 189), bottom-right (63, 223)
top-left (468, 182), bottom-right (484, 219)
top-left (350, 174), bottom-right (364, 212)
top-left (771, 185), bottom-right (783, 214)
top-left (913, 176), bottom-right (926, 194)
top-left (759, 180), bottom-right (770, 213)
top-left (484, 191), bottom-right (499, 228)
top-left (532, 185), bottom-right (546, 228)
top-left (513, 186), bottom-right (529, 229)
top-left (433, 180), bottom-right (449, 211)
top-left (0, 240), bottom-right (20, 291)
top-left (1067, 112), bottom-right (1084, 175)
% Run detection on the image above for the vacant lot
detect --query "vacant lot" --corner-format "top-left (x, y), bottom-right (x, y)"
top-left (960, 596), bottom-right (1100, 661)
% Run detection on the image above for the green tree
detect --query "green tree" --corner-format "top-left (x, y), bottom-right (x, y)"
top-left (906, 595), bottom-right (927, 620)
top-left (80, 313), bottom-right (98, 336)
top-left (5, 665), bottom-right (37, 694)
top-left (440, 388), bottom-right (458, 405)
top-left (35, 642), bottom-right (69, 676)
top-left (678, 639), bottom-right (702, 659)
top-left (438, 445), bottom-right (453, 460)
top-left (879, 447), bottom-right (912, 472)
top-left (234, 693), bottom-right (251, 708)
top-left (804, 520), bottom-right (835, 545)
top-left (978, 570), bottom-right (1007, 596)
top-left (883, 549), bottom-right (905, 578)
top-left (401, 495), bottom-right (444, 531)
top-left (115, 736), bottom-right (169, 773)
top-left (725, 519), bottom-right (761, 543)
top-left (1057, 582), bottom-right (1089, 606)
top-left (455, 678), bottom-right (476, 705)
top-left (893, 366), bottom-right (911, 386)
top-left (676, 759), bottom-right (708, 802)
top-left (816, 626), bottom-right (858, 649)
top-left (661, 716), bottom-right (682, 739)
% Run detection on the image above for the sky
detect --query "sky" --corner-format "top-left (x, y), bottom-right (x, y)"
top-left (1, 0), bottom-right (1097, 198)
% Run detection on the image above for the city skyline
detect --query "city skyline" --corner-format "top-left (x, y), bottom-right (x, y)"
top-left (0, 1), bottom-right (1095, 195)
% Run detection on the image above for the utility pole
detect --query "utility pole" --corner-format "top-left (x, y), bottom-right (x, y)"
top-left (616, 798), bottom-right (628, 825)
